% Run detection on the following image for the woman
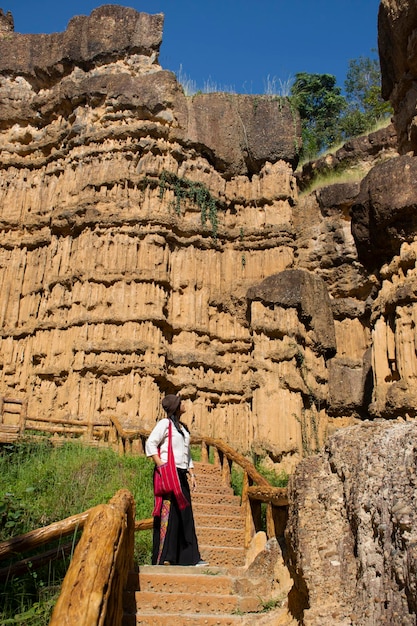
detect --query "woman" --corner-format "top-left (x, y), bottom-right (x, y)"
top-left (145, 393), bottom-right (207, 566)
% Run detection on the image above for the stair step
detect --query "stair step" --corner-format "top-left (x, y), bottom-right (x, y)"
top-left (194, 474), bottom-right (234, 496)
top-left (197, 526), bottom-right (245, 548)
top-left (133, 566), bottom-right (234, 594)
top-left (133, 590), bottom-right (260, 614)
top-left (199, 545), bottom-right (246, 568)
top-left (193, 503), bottom-right (243, 517)
top-left (192, 492), bottom-right (241, 506)
top-left (194, 513), bottom-right (245, 529)
top-left (123, 612), bottom-right (246, 625)
top-left (193, 462), bottom-right (224, 474)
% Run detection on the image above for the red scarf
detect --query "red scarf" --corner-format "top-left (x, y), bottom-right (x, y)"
top-left (152, 421), bottom-right (190, 516)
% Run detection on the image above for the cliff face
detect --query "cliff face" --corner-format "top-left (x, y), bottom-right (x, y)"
top-left (284, 1), bottom-right (417, 622)
top-left (0, 5), bottom-right (307, 464)
top-left (0, 2), bottom-right (416, 472)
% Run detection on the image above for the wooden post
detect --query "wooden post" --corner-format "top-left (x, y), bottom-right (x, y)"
top-left (201, 441), bottom-right (209, 463)
top-left (265, 503), bottom-right (275, 539)
top-left (222, 455), bottom-right (231, 486)
top-left (272, 505), bottom-right (289, 539)
top-left (213, 446), bottom-right (221, 467)
top-left (131, 437), bottom-right (144, 455)
top-left (250, 499), bottom-right (262, 534)
top-left (242, 472), bottom-right (255, 549)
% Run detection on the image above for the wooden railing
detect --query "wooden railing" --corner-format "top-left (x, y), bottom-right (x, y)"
top-left (106, 417), bottom-right (289, 548)
top-left (0, 411), bottom-right (289, 625)
top-left (0, 489), bottom-right (134, 625)
top-left (196, 437), bottom-right (288, 547)
top-left (50, 489), bottom-right (135, 626)
top-left (0, 405), bottom-right (288, 547)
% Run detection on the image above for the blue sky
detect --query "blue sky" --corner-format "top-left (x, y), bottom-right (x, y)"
top-left (5, 0), bottom-right (381, 95)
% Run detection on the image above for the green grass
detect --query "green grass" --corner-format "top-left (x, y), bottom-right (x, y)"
top-left (297, 116), bottom-right (393, 194)
top-left (298, 164), bottom-right (368, 196)
top-left (0, 439), bottom-right (155, 625)
top-left (231, 462), bottom-right (289, 497)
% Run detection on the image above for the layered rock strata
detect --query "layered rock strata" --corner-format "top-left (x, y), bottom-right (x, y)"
top-left (2, 1), bottom-right (417, 469)
top-left (0, 5), bottom-right (313, 464)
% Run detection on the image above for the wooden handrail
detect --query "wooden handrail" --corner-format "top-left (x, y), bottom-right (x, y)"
top-left (187, 436), bottom-right (288, 547)
top-left (50, 489), bottom-right (135, 626)
top-left (246, 485), bottom-right (288, 506)
top-left (0, 510), bottom-right (90, 561)
top-left (191, 436), bottom-right (270, 486)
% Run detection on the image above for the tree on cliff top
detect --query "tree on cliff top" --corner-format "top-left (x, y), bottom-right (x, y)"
top-left (340, 54), bottom-right (393, 139)
top-left (290, 72), bottom-right (346, 160)
top-left (291, 55), bottom-right (393, 161)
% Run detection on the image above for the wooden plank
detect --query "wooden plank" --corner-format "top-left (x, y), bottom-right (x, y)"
top-left (26, 417), bottom-right (92, 427)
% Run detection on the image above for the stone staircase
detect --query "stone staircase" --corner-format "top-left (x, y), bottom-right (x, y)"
top-left (123, 462), bottom-right (271, 625)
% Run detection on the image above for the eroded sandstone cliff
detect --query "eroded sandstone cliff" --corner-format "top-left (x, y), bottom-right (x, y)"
top-left (284, 1), bottom-right (417, 623)
top-left (0, 2), bottom-right (416, 478)
top-left (0, 5), bottom-right (308, 466)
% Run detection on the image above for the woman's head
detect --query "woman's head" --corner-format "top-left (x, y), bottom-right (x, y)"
top-left (162, 394), bottom-right (182, 417)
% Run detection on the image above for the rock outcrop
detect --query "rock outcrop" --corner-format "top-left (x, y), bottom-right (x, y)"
top-left (286, 420), bottom-right (417, 625)
top-left (378, 0), bottom-right (417, 154)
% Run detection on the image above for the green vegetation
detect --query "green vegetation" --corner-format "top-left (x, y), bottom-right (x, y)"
top-left (341, 54), bottom-right (392, 139)
top-left (291, 53), bottom-right (393, 161)
top-left (158, 170), bottom-right (219, 239)
top-left (231, 461), bottom-right (289, 498)
top-left (0, 440), bottom-right (155, 625)
top-left (259, 595), bottom-right (285, 612)
top-left (299, 165), bottom-right (369, 196)
top-left (290, 72), bottom-right (346, 161)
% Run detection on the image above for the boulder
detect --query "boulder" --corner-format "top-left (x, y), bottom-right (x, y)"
top-left (286, 420), bottom-right (417, 625)
top-left (351, 155), bottom-right (417, 269)
top-left (247, 269), bottom-right (336, 357)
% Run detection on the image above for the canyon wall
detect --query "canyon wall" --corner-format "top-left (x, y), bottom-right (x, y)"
top-left (0, 5), bottom-right (307, 466)
top-left (0, 2), bottom-right (416, 474)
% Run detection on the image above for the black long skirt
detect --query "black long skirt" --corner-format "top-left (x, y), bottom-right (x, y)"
top-left (152, 468), bottom-right (201, 566)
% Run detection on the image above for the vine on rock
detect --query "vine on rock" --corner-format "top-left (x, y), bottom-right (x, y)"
top-left (158, 170), bottom-right (219, 240)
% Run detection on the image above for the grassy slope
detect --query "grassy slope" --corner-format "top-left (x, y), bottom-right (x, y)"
top-left (0, 440), bottom-right (155, 624)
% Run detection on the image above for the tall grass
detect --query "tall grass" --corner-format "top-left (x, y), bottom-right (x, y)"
top-left (0, 439), bottom-right (155, 625)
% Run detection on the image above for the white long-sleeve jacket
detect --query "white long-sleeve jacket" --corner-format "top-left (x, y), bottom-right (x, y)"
top-left (145, 418), bottom-right (194, 470)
